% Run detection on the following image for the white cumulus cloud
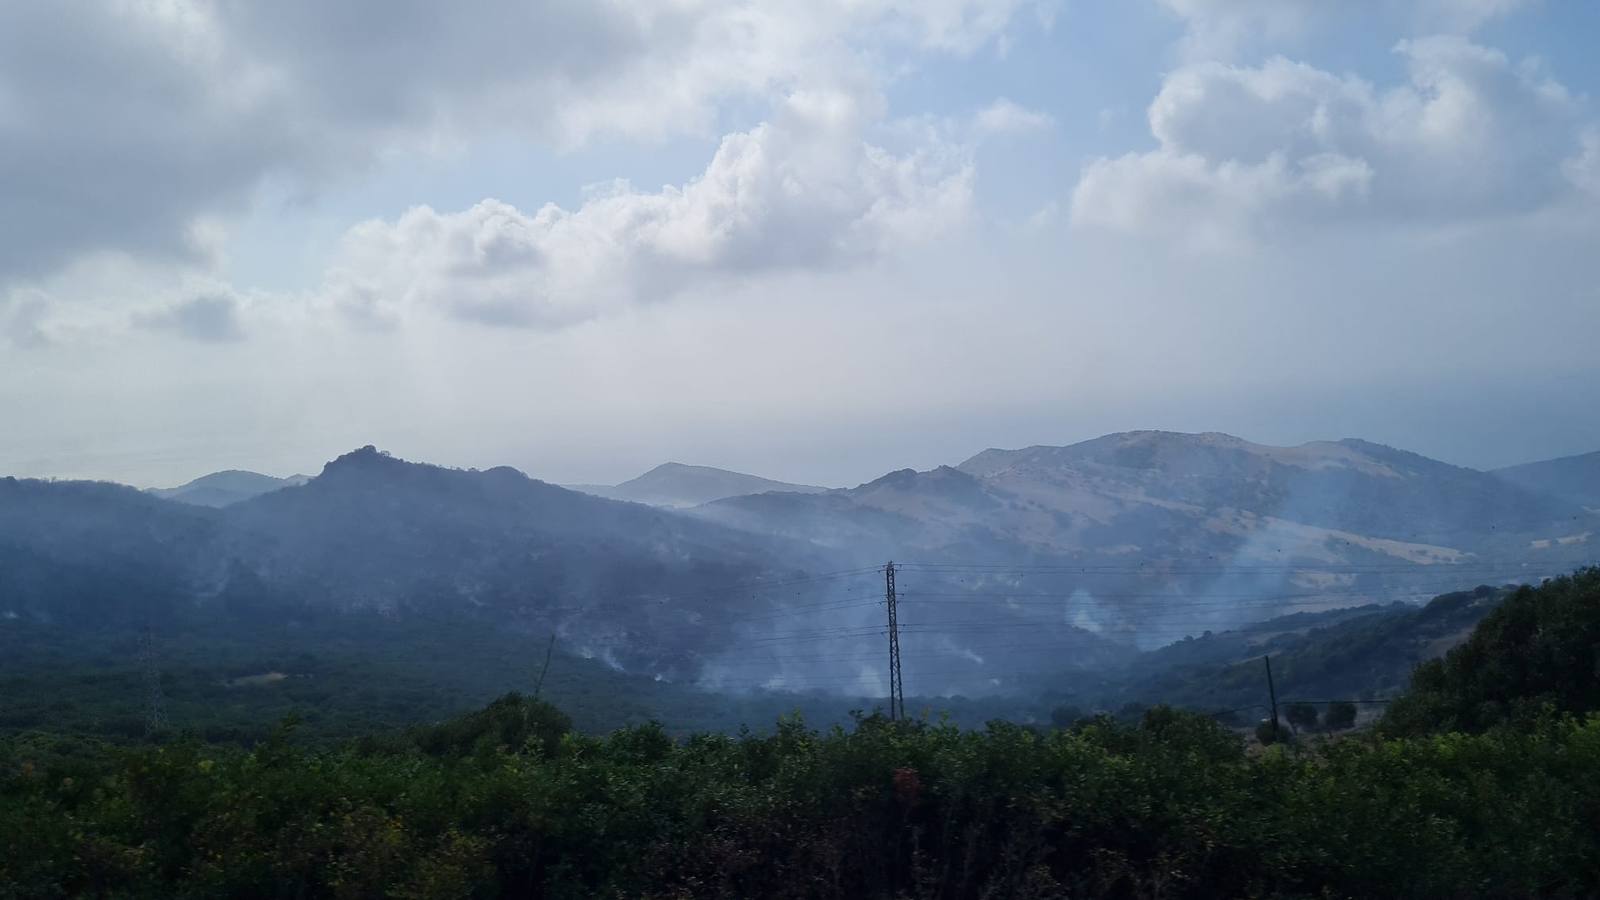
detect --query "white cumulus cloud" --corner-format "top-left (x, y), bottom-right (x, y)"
top-left (973, 98), bottom-right (1055, 136)
top-left (1158, 0), bottom-right (1536, 59)
top-left (1071, 36), bottom-right (1593, 246)
top-left (320, 92), bottom-right (974, 328)
top-left (0, 0), bottom-right (1039, 293)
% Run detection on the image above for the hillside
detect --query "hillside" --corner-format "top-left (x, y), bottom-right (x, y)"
top-left (1494, 450), bottom-right (1600, 510)
top-left (569, 462), bottom-right (829, 508)
top-left (6, 436), bottom-right (1597, 702)
top-left (149, 470), bottom-right (310, 507)
top-left (1384, 567), bottom-right (1600, 734)
top-left (11, 580), bottom-right (1600, 897)
top-left (0, 449), bottom-right (841, 679)
top-left (696, 432), bottom-right (1593, 641)
top-left (706, 432), bottom-right (1587, 562)
top-left (221, 447), bottom-right (832, 676)
top-left (1098, 584), bottom-right (1512, 714)
top-left (0, 476), bottom-right (223, 626)
top-left (958, 432), bottom-right (1581, 545)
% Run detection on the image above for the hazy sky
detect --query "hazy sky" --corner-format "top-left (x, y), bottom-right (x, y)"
top-left (3, 1), bottom-right (1598, 488)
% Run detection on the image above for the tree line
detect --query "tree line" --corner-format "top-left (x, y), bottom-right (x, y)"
top-left (2, 568), bottom-right (1597, 898)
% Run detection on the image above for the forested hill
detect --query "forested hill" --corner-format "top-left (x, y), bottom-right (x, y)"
top-left (0, 577), bottom-right (1520, 745)
top-left (149, 470), bottom-right (309, 507)
top-left (1096, 584), bottom-right (1510, 716)
top-left (4, 570), bottom-right (1599, 898)
top-left (4, 436), bottom-right (1596, 702)
top-left (1, 447), bottom-right (833, 677)
top-left (567, 461), bottom-right (829, 508)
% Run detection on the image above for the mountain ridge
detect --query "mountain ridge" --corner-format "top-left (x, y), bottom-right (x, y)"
top-left (150, 469), bottom-right (310, 508)
top-left (568, 461), bottom-right (829, 508)
top-left (694, 430), bottom-right (1593, 644)
top-left (1494, 450), bottom-right (1600, 509)
top-left (7, 433), bottom-right (1597, 694)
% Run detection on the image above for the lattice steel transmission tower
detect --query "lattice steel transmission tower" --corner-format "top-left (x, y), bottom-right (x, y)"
top-left (139, 624), bottom-right (169, 736)
top-left (885, 561), bottom-right (904, 721)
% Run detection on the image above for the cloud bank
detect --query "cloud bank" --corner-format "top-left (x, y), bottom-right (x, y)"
top-left (0, 0), bottom-right (1037, 293)
top-left (1072, 36), bottom-right (1594, 246)
top-left (321, 91), bottom-right (973, 328)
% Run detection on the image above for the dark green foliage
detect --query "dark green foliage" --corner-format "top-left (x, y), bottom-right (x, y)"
top-left (1254, 718), bottom-right (1285, 745)
top-left (1384, 568), bottom-right (1600, 735)
top-left (410, 693), bottom-right (573, 758)
top-left (6, 555), bottom-right (1597, 896)
top-left (1109, 585), bottom-right (1512, 715)
top-left (7, 697), bottom-right (1600, 898)
top-left (0, 606), bottom-right (1066, 747)
top-left (1048, 705), bottom-right (1085, 729)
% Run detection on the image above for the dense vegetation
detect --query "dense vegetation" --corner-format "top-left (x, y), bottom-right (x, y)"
top-left (6, 700), bottom-right (1600, 897)
top-left (1095, 583), bottom-right (1510, 716)
top-left (2, 569), bottom-right (1597, 897)
top-left (0, 576), bottom-right (1513, 747)
top-left (0, 606), bottom-right (1052, 745)
top-left (1385, 567), bottom-right (1600, 734)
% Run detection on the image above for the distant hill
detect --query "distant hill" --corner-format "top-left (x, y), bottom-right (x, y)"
top-left (568, 462), bottom-right (828, 508)
top-left (0, 476), bottom-right (223, 626)
top-left (1493, 450), bottom-right (1600, 510)
top-left (222, 447), bottom-right (852, 675)
top-left (2, 448), bottom-right (836, 678)
top-left (150, 470), bottom-right (310, 507)
top-left (956, 431), bottom-right (1579, 546)
top-left (7, 435), bottom-right (1597, 699)
top-left (696, 431), bottom-right (1593, 641)
top-left (704, 430), bottom-right (1588, 560)
top-left (1100, 584), bottom-right (1513, 714)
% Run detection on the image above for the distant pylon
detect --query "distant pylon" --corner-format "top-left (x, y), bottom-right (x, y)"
top-left (885, 561), bottom-right (904, 721)
top-left (139, 624), bottom-right (169, 736)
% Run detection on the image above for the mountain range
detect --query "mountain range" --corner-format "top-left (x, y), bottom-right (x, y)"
top-left (4, 432), bottom-right (1597, 696)
top-left (700, 431), bottom-right (1586, 556)
top-left (566, 462), bottom-right (829, 508)
top-left (150, 469), bottom-right (310, 507)
top-left (145, 460), bottom-right (827, 511)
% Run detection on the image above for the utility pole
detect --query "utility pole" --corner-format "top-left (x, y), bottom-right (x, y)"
top-left (1263, 655), bottom-right (1279, 743)
top-left (533, 634), bottom-right (556, 700)
top-left (885, 561), bottom-right (904, 721)
top-left (140, 624), bottom-right (169, 737)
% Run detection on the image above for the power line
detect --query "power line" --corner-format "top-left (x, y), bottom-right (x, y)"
top-left (898, 556), bottom-right (1571, 567)
top-left (639, 566), bottom-right (885, 604)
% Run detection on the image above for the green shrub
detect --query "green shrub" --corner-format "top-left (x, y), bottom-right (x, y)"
top-left (1384, 568), bottom-right (1600, 735)
top-left (12, 695), bottom-right (1599, 898)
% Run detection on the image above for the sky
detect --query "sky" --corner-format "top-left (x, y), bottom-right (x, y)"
top-left (3, 0), bottom-right (1598, 489)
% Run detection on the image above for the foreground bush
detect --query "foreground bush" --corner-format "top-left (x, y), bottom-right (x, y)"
top-left (1384, 567), bottom-right (1600, 735)
top-left (5, 698), bottom-right (1600, 898)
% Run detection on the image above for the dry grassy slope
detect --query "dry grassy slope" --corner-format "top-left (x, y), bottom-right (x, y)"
top-left (694, 432), bottom-right (1593, 642)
